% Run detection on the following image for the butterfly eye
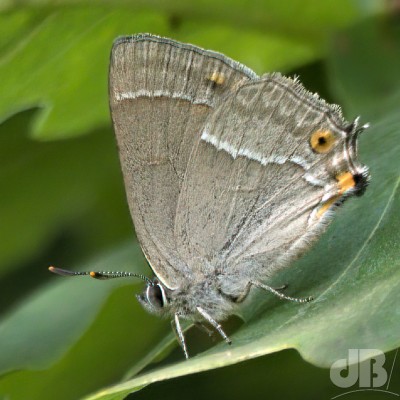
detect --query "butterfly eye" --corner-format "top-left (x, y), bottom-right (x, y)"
top-left (310, 129), bottom-right (336, 153)
top-left (145, 283), bottom-right (165, 309)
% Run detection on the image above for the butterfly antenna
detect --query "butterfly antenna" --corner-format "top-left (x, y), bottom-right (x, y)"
top-left (48, 266), bottom-right (152, 284)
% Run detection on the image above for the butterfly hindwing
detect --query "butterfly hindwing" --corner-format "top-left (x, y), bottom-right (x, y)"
top-left (174, 74), bottom-right (366, 288)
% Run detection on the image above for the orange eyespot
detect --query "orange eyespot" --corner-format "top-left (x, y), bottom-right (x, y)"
top-left (336, 171), bottom-right (356, 194)
top-left (310, 129), bottom-right (336, 153)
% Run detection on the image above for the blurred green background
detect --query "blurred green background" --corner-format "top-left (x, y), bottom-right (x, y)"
top-left (0, 1), bottom-right (400, 399)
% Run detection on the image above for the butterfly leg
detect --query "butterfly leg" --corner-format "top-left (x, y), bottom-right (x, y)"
top-left (251, 281), bottom-right (313, 303)
top-left (172, 313), bottom-right (189, 359)
top-left (233, 282), bottom-right (289, 303)
top-left (196, 306), bottom-right (232, 345)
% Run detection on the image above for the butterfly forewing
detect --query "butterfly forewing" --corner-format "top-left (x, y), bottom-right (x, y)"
top-left (109, 34), bottom-right (257, 289)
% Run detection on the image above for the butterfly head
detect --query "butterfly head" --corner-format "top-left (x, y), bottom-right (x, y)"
top-left (136, 279), bottom-right (170, 316)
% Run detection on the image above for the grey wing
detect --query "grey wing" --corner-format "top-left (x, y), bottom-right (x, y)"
top-left (109, 34), bottom-right (258, 289)
top-left (174, 73), bottom-right (368, 289)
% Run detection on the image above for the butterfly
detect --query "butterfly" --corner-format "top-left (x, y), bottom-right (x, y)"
top-left (50, 34), bottom-right (369, 358)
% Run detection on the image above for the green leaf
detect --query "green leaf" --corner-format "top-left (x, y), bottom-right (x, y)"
top-left (327, 16), bottom-right (400, 117)
top-left (2, 0), bottom-right (373, 33)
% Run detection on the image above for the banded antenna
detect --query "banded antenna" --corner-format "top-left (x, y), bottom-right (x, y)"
top-left (48, 266), bottom-right (152, 284)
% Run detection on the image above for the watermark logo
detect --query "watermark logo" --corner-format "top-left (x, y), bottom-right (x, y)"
top-left (330, 349), bottom-right (399, 398)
